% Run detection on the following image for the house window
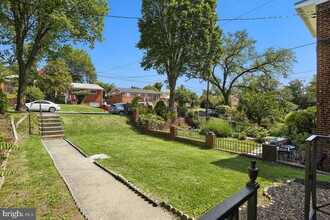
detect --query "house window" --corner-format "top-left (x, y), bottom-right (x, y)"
top-left (152, 94), bottom-right (158, 101)
top-left (136, 93), bottom-right (141, 97)
top-left (125, 93), bottom-right (131, 97)
top-left (89, 90), bottom-right (97, 94)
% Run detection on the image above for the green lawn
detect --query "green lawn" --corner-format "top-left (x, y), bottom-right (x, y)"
top-left (0, 136), bottom-right (84, 220)
top-left (60, 104), bottom-right (107, 112)
top-left (61, 114), bottom-right (330, 218)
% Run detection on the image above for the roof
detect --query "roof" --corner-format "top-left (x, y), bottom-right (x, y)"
top-left (111, 87), bottom-right (161, 95)
top-left (295, 0), bottom-right (329, 37)
top-left (71, 83), bottom-right (103, 90)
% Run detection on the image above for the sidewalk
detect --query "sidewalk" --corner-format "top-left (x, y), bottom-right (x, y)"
top-left (42, 139), bottom-right (175, 220)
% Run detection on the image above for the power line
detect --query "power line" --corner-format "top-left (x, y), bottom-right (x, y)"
top-left (220, 0), bottom-right (275, 26)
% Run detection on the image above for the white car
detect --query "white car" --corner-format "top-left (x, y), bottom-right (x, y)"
top-left (25, 100), bottom-right (61, 113)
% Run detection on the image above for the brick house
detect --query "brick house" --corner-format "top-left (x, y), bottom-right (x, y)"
top-left (296, 0), bottom-right (330, 171)
top-left (0, 75), bottom-right (18, 106)
top-left (66, 83), bottom-right (104, 107)
top-left (108, 88), bottom-right (161, 104)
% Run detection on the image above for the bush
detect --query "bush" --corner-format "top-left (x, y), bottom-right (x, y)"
top-left (0, 90), bottom-right (8, 114)
top-left (215, 105), bottom-right (232, 119)
top-left (26, 86), bottom-right (45, 102)
top-left (201, 118), bottom-right (233, 137)
top-left (138, 113), bottom-right (165, 130)
top-left (177, 106), bottom-right (188, 117)
top-left (244, 125), bottom-right (268, 138)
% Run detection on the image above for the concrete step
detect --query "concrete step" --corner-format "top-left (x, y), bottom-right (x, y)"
top-left (42, 134), bottom-right (64, 139)
top-left (40, 126), bottom-right (64, 132)
top-left (39, 122), bottom-right (62, 127)
top-left (41, 130), bottom-right (64, 136)
top-left (39, 119), bottom-right (62, 123)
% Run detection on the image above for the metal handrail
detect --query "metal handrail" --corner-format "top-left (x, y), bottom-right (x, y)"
top-left (304, 135), bottom-right (330, 220)
top-left (198, 161), bottom-right (259, 220)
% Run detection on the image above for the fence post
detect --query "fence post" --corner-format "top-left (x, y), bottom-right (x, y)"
top-left (262, 144), bottom-right (277, 162)
top-left (246, 160), bottom-right (259, 220)
top-left (170, 125), bottom-right (177, 140)
top-left (206, 132), bottom-right (216, 149)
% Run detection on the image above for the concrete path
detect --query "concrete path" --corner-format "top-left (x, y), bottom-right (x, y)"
top-left (42, 139), bottom-right (175, 220)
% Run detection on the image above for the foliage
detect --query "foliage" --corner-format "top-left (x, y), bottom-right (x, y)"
top-left (143, 85), bottom-right (160, 92)
top-left (215, 105), bottom-right (233, 119)
top-left (137, 0), bottom-right (221, 109)
top-left (138, 113), bottom-right (165, 130)
top-left (154, 100), bottom-right (167, 117)
top-left (201, 118), bottom-right (233, 137)
top-left (244, 125), bottom-right (268, 138)
top-left (96, 81), bottom-right (115, 99)
top-left (0, 90), bottom-right (8, 114)
top-left (55, 46), bottom-right (97, 83)
top-left (175, 85), bottom-right (199, 107)
top-left (131, 96), bottom-right (141, 110)
top-left (305, 74), bottom-right (316, 107)
top-left (209, 30), bottom-right (296, 106)
top-left (74, 90), bottom-right (89, 104)
top-left (36, 60), bottom-right (72, 101)
top-left (240, 91), bottom-right (280, 126)
top-left (285, 79), bottom-right (308, 109)
top-left (284, 107), bottom-right (316, 136)
top-left (26, 86), bottom-right (45, 102)
top-left (0, 0), bottom-right (109, 111)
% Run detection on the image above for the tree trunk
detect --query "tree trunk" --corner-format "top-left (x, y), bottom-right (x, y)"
top-left (223, 92), bottom-right (230, 106)
top-left (168, 76), bottom-right (177, 111)
top-left (15, 66), bottom-right (28, 111)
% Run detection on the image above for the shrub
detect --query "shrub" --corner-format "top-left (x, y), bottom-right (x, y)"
top-left (0, 90), bottom-right (8, 114)
top-left (177, 106), bottom-right (188, 117)
top-left (26, 86), bottom-right (45, 102)
top-left (238, 133), bottom-right (247, 140)
top-left (138, 113), bottom-right (165, 130)
top-left (74, 90), bottom-right (88, 104)
top-left (215, 105), bottom-right (232, 119)
top-left (201, 118), bottom-right (233, 137)
top-left (244, 125), bottom-right (268, 138)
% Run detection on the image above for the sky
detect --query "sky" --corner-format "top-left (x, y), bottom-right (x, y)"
top-left (77, 0), bottom-right (317, 95)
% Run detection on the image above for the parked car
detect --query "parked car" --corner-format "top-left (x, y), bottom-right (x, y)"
top-left (199, 109), bottom-right (219, 117)
top-left (25, 100), bottom-right (61, 112)
top-left (109, 102), bottom-right (126, 115)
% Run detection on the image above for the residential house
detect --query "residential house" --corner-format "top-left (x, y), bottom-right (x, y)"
top-left (108, 88), bottom-right (161, 104)
top-left (65, 83), bottom-right (104, 107)
top-left (296, 0), bottom-right (330, 171)
top-left (0, 75), bottom-right (18, 106)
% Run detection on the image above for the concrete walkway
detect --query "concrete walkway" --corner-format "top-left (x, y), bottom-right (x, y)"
top-left (42, 139), bottom-right (175, 220)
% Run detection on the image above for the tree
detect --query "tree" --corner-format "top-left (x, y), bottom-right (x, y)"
top-left (95, 81), bottom-right (115, 100)
top-left (285, 79), bottom-right (308, 109)
top-left (284, 107), bottom-right (316, 135)
top-left (137, 0), bottom-right (221, 109)
top-left (209, 30), bottom-right (296, 106)
top-left (240, 91), bottom-right (280, 126)
top-left (153, 82), bottom-right (163, 92)
top-left (306, 74), bottom-right (316, 107)
top-left (26, 86), bottom-right (45, 102)
top-left (175, 85), bottom-right (198, 107)
top-left (0, 0), bottom-right (109, 111)
top-left (36, 60), bottom-right (72, 101)
top-left (57, 46), bottom-right (97, 83)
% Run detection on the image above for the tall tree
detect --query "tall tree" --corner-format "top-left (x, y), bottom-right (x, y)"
top-left (285, 79), bottom-right (308, 109)
top-left (210, 30), bottom-right (296, 106)
top-left (306, 74), bottom-right (316, 107)
top-left (95, 81), bottom-right (115, 100)
top-left (240, 91), bottom-right (280, 126)
top-left (0, 0), bottom-right (109, 111)
top-left (175, 85), bottom-right (198, 107)
top-left (56, 46), bottom-right (97, 83)
top-left (36, 60), bottom-right (72, 101)
top-left (137, 0), bottom-right (221, 109)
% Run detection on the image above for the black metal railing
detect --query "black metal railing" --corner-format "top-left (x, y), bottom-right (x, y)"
top-left (304, 135), bottom-right (330, 220)
top-left (198, 160), bottom-right (259, 220)
top-left (276, 146), bottom-right (304, 165)
top-left (177, 129), bottom-right (206, 141)
top-left (216, 138), bottom-right (262, 158)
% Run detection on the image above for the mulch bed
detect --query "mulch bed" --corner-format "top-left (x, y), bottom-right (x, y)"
top-left (240, 179), bottom-right (330, 219)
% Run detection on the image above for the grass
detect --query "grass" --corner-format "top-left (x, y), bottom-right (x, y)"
top-left (60, 104), bottom-right (106, 112)
top-left (0, 136), bottom-right (84, 220)
top-left (61, 114), bottom-right (330, 218)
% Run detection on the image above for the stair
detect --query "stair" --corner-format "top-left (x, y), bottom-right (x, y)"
top-left (39, 114), bottom-right (64, 139)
